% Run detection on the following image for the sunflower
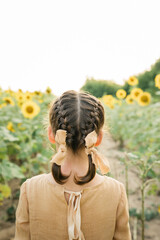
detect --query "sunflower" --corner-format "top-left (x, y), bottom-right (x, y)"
top-left (18, 101), bottom-right (24, 108)
top-left (7, 122), bottom-right (15, 132)
top-left (46, 87), bottom-right (52, 94)
top-left (125, 95), bottom-right (134, 104)
top-left (128, 76), bottom-right (139, 86)
top-left (15, 92), bottom-right (25, 102)
top-left (34, 91), bottom-right (43, 96)
top-left (21, 100), bottom-right (40, 119)
top-left (155, 74), bottom-right (160, 88)
top-left (3, 97), bottom-right (15, 106)
top-left (130, 88), bottom-right (143, 100)
top-left (137, 92), bottom-right (151, 106)
top-left (102, 95), bottom-right (114, 105)
top-left (18, 89), bottom-right (23, 93)
top-left (116, 89), bottom-right (126, 99)
top-left (24, 91), bottom-right (32, 101)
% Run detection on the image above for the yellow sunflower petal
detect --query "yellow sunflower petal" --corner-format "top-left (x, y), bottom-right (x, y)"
top-left (116, 89), bottom-right (126, 99)
top-left (128, 76), bottom-right (139, 86)
top-left (46, 87), bottom-right (52, 94)
top-left (155, 74), bottom-right (160, 87)
top-left (102, 95), bottom-right (114, 105)
top-left (137, 92), bottom-right (151, 106)
top-left (24, 91), bottom-right (32, 101)
top-left (7, 122), bottom-right (15, 132)
top-left (3, 97), bottom-right (15, 106)
top-left (125, 95), bottom-right (134, 104)
top-left (21, 101), bottom-right (40, 119)
top-left (130, 88), bottom-right (143, 100)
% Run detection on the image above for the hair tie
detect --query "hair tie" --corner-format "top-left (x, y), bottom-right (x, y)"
top-left (50, 129), bottom-right (67, 165)
top-left (85, 131), bottom-right (110, 175)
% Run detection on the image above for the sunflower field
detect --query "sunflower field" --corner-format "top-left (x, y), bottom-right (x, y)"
top-left (0, 87), bottom-right (55, 209)
top-left (101, 74), bottom-right (160, 240)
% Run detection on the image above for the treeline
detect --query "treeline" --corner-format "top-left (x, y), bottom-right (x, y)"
top-left (81, 58), bottom-right (160, 98)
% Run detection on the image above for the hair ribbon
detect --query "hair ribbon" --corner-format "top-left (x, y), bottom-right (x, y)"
top-left (50, 129), bottom-right (110, 175)
top-left (50, 129), bottom-right (67, 165)
top-left (85, 130), bottom-right (110, 174)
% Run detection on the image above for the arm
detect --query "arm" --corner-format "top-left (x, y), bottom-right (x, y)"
top-left (14, 181), bottom-right (31, 240)
top-left (113, 183), bottom-right (132, 240)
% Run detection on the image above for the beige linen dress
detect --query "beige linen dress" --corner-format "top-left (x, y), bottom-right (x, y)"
top-left (14, 173), bottom-right (132, 240)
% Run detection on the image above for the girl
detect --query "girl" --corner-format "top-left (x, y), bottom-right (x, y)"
top-left (15, 90), bottom-right (131, 240)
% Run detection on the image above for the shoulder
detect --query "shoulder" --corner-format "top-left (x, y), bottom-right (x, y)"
top-left (104, 175), bottom-right (124, 188)
top-left (27, 173), bottom-right (48, 181)
top-left (26, 173), bottom-right (48, 183)
top-left (21, 173), bottom-right (49, 192)
top-left (103, 176), bottom-right (125, 199)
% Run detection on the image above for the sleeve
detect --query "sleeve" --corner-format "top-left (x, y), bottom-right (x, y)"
top-left (14, 181), bottom-right (31, 240)
top-left (113, 183), bottom-right (132, 240)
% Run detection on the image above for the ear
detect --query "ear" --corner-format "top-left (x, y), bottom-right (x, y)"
top-left (95, 130), bottom-right (103, 147)
top-left (48, 126), bottom-right (56, 144)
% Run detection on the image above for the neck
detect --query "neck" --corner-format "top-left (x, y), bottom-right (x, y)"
top-left (53, 148), bottom-right (104, 191)
top-left (61, 148), bottom-right (89, 177)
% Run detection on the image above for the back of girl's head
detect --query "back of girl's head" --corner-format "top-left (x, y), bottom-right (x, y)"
top-left (48, 90), bottom-right (105, 185)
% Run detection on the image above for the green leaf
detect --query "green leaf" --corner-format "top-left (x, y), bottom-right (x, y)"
top-left (0, 127), bottom-right (19, 142)
top-left (0, 160), bottom-right (25, 181)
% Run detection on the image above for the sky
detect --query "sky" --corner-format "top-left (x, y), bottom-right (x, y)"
top-left (0, 0), bottom-right (160, 96)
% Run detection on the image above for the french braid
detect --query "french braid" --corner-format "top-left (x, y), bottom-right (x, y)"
top-left (49, 90), bottom-right (104, 185)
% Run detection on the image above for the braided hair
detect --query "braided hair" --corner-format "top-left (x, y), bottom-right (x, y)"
top-left (49, 90), bottom-right (104, 185)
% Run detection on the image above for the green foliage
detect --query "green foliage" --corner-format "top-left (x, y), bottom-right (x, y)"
top-left (123, 58), bottom-right (160, 100)
top-left (104, 99), bottom-right (160, 238)
top-left (144, 209), bottom-right (159, 221)
top-left (129, 208), bottom-right (159, 221)
top-left (80, 78), bottom-right (122, 98)
top-left (6, 205), bottom-right (16, 222)
top-left (0, 89), bottom-right (56, 205)
top-left (80, 59), bottom-right (160, 103)
top-left (147, 183), bottom-right (159, 196)
top-left (105, 101), bottom-right (160, 161)
top-left (0, 160), bottom-right (25, 182)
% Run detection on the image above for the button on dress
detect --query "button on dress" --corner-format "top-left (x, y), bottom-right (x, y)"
top-left (14, 173), bottom-right (131, 240)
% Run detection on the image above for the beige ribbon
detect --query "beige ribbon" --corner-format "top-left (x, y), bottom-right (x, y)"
top-left (50, 129), bottom-right (110, 175)
top-left (85, 130), bottom-right (110, 175)
top-left (50, 129), bottom-right (67, 165)
top-left (65, 190), bottom-right (85, 240)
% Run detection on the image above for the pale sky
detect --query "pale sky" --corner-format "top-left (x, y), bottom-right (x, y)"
top-left (0, 0), bottom-right (160, 96)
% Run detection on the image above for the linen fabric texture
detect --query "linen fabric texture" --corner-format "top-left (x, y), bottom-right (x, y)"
top-left (14, 173), bottom-right (132, 240)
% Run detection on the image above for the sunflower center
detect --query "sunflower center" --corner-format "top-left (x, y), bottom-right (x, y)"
top-left (141, 96), bottom-right (148, 102)
top-left (26, 106), bottom-right (34, 113)
top-left (6, 100), bottom-right (11, 104)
